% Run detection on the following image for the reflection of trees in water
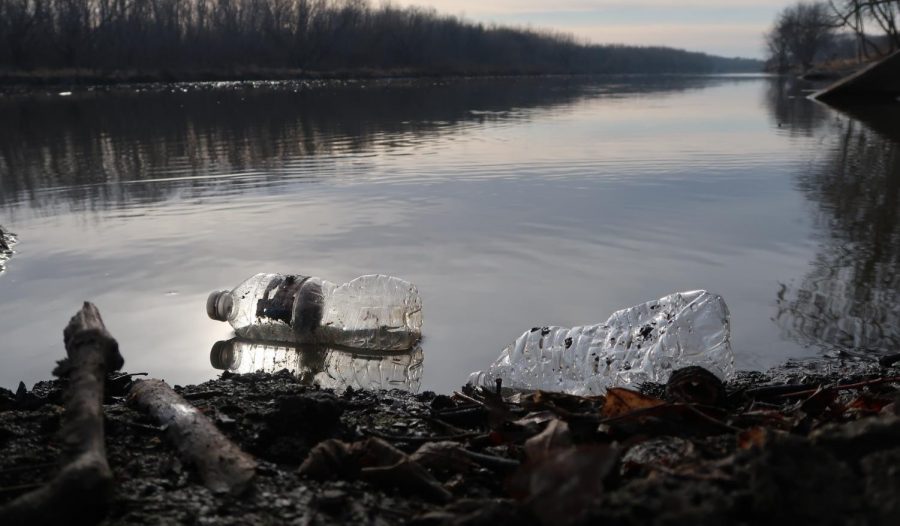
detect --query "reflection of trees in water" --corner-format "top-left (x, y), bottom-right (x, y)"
top-left (775, 102), bottom-right (900, 353)
top-left (763, 76), bottom-right (831, 135)
top-left (0, 76), bottom-right (751, 212)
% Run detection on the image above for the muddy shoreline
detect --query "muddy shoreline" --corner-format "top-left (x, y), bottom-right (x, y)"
top-left (1, 353), bottom-right (898, 525)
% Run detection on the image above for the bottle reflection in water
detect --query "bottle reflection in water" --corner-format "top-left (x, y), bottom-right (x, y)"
top-left (210, 339), bottom-right (424, 393)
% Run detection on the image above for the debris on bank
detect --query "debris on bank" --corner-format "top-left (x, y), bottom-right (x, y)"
top-left (0, 225), bottom-right (15, 272)
top-left (813, 49), bottom-right (900, 101)
top-left (1, 304), bottom-right (899, 525)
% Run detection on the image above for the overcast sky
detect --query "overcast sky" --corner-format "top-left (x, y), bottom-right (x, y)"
top-left (393, 1), bottom-right (797, 59)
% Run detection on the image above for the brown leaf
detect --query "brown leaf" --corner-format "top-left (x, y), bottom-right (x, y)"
top-left (524, 419), bottom-right (572, 461)
top-left (298, 439), bottom-right (356, 479)
top-left (354, 436), bottom-right (407, 467)
top-left (734, 409), bottom-right (796, 431)
top-left (410, 441), bottom-right (479, 473)
top-left (599, 402), bottom-right (738, 439)
top-left (738, 426), bottom-right (768, 450)
top-left (601, 387), bottom-right (665, 418)
top-left (847, 394), bottom-right (894, 415)
top-left (519, 390), bottom-right (604, 413)
top-left (299, 437), bottom-right (451, 502)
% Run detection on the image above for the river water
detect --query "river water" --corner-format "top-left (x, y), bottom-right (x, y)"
top-left (0, 76), bottom-right (897, 393)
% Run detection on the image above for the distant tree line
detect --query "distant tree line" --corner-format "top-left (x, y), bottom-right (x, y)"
top-left (765, 1), bottom-right (900, 72)
top-left (0, 0), bottom-right (760, 77)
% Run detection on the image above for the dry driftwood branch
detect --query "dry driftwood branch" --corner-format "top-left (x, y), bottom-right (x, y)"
top-left (128, 379), bottom-right (256, 494)
top-left (0, 302), bottom-right (124, 526)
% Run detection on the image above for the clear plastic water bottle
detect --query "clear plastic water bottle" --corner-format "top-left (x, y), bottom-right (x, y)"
top-left (207, 273), bottom-right (422, 350)
top-left (468, 290), bottom-right (734, 395)
top-left (210, 338), bottom-right (424, 393)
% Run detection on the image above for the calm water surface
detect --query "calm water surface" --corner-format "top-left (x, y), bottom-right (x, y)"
top-left (0, 76), bottom-right (897, 393)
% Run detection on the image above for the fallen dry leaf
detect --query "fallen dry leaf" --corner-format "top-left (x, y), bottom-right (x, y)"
top-left (410, 441), bottom-right (479, 473)
top-left (847, 394), bottom-right (895, 415)
top-left (601, 387), bottom-right (665, 418)
top-left (524, 419), bottom-right (572, 460)
top-left (300, 437), bottom-right (451, 502)
top-left (738, 426), bottom-right (768, 450)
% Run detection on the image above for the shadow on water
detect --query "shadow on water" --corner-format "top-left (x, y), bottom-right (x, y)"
top-left (210, 338), bottom-right (424, 393)
top-left (771, 90), bottom-right (900, 355)
top-left (0, 75), bottom-right (758, 212)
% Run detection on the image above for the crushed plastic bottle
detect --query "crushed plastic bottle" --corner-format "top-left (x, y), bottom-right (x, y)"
top-left (210, 338), bottom-right (424, 393)
top-left (468, 290), bottom-right (734, 395)
top-left (207, 273), bottom-right (422, 350)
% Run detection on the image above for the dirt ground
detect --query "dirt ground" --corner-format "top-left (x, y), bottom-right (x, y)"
top-left (1, 354), bottom-right (899, 525)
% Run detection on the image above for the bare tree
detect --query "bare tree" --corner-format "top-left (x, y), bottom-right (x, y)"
top-left (829, 1), bottom-right (900, 56)
top-left (766, 21), bottom-right (792, 72)
top-left (766, 2), bottom-right (837, 71)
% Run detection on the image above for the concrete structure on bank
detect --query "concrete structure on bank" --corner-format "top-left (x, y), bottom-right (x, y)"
top-left (814, 50), bottom-right (900, 101)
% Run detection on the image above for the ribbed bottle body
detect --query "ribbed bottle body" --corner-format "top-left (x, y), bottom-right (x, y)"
top-left (469, 290), bottom-right (734, 395)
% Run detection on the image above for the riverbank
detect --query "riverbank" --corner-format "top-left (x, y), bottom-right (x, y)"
top-left (2, 354), bottom-right (898, 525)
top-left (0, 65), bottom-right (768, 88)
top-left (0, 67), bottom-right (528, 87)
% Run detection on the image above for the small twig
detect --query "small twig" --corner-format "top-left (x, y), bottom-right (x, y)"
top-left (424, 416), bottom-right (469, 435)
top-left (777, 376), bottom-right (900, 399)
top-left (649, 463), bottom-right (733, 482)
top-left (461, 449), bottom-right (521, 470)
top-left (598, 402), bottom-right (740, 433)
top-left (0, 462), bottom-right (58, 475)
top-left (106, 415), bottom-right (164, 434)
top-left (364, 429), bottom-right (481, 444)
top-left (433, 405), bottom-right (484, 418)
top-left (109, 372), bottom-right (147, 382)
top-left (535, 402), bottom-right (602, 424)
top-left (0, 483), bottom-right (45, 495)
top-left (182, 390), bottom-right (225, 401)
top-left (682, 404), bottom-right (743, 433)
top-left (452, 391), bottom-right (486, 407)
top-left (745, 383), bottom-right (824, 399)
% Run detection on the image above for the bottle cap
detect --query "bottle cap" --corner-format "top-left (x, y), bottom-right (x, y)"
top-left (206, 290), bottom-right (234, 321)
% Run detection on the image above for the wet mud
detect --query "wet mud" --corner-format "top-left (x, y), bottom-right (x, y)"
top-left (1, 356), bottom-right (899, 525)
